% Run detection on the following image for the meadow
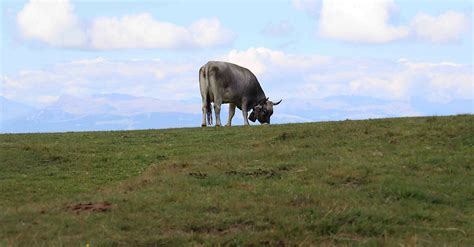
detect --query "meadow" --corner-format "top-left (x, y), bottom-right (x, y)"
top-left (1, 115), bottom-right (473, 246)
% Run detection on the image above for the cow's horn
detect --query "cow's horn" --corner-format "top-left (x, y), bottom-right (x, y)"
top-left (273, 99), bottom-right (282, 105)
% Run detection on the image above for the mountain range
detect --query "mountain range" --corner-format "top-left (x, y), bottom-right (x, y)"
top-left (1, 94), bottom-right (471, 133)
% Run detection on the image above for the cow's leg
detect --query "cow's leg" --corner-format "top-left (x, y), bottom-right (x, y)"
top-left (242, 103), bottom-right (250, 125)
top-left (226, 103), bottom-right (236, 126)
top-left (214, 99), bottom-right (222, 127)
top-left (201, 99), bottom-right (208, 127)
top-left (208, 69), bottom-right (222, 127)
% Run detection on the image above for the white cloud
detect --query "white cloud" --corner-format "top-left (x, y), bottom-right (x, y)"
top-left (411, 11), bottom-right (468, 43)
top-left (16, 0), bottom-right (234, 49)
top-left (220, 48), bottom-right (472, 105)
top-left (398, 59), bottom-right (473, 103)
top-left (16, 0), bottom-right (86, 47)
top-left (1, 58), bottom-right (199, 107)
top-left (348, 75), bottom-right (409, 100)
top-left (318, 0), bottom-right (409, 43)
top-left (221, 47), bottom-right (330, 76)
top-left (217, 48), bottom-right (472, 104)
top-left (90, 14), bottom-right (234, 49)
top-left (189, 18), bottom-right (235, 48)
top-left (294, 0), bottom-right (469, 44)
top-left (299, 58), bottom-right (473, 103)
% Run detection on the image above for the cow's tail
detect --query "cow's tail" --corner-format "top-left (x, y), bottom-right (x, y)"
top-left (202, 65), bottom-right (213, 126)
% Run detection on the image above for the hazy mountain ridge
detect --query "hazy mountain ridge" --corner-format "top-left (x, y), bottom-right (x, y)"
top-left (0, 96), bottom-right (37, 122)
top-left (1, 94), bottom-right (472, 133)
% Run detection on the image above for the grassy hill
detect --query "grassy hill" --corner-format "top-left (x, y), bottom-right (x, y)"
top-left (1, 115), bottom-right (473, 246)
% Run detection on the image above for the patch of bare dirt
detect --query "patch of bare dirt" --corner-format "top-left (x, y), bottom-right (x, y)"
top-left (326, 175), bottom-right (368, 188)
top-left (189, 171), bottom-right (208, 179)
top-left (225, 168), bottom-right (280, 179)
top-left (66, 202), bottom-right (113, 214)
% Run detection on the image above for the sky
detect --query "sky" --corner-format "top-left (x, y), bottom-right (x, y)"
top-left (0, 0), bottom-right (473, 131)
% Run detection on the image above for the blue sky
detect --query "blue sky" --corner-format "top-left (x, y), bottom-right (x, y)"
top-left (0, 0), bottom-right (473, 131)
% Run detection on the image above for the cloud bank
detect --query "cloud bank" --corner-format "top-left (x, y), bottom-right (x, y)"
top-left (319, 0), bottom-right (408, 43)
top-left (411, 11), bottom-right (469, 43)
top-left (1, 58), bottom-right (199, 107)
top-left (3, 48), bottom-right (472, 111)
top-left (220, 48), bottom-right (472, 104)
top-left (293, 0), bottom-right (469, 43)
top-left (16, 0), bottom-right (86, 48)
top-left (17, 0), bottom-right (235, 49)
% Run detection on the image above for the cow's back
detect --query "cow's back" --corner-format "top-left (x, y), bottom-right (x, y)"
top-left (200, 61), bottom-right (266, 109)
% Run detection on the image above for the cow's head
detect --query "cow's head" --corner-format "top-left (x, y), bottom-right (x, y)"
top-left (249, 98), bottom-right (282, 124)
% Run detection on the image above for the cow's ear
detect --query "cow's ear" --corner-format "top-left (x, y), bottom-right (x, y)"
top-left (249, 111), bottom-right (257, 122)
top-left (257, 98), bottom-right (268, 105)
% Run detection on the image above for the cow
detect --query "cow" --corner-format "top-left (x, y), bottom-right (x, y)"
top-left (199, 61), bottom-right (281, 127)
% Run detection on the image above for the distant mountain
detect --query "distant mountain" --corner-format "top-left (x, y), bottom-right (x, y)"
top-left (0, 96), bottom-right (36, 122)
top-left (1, 94), bottom-right (471, 133)
top-left (1, 94), bottom-right (203, 133)
top-left (2, 111), bottom-right (202, 133)
top-left (44, 94), bottom-right (200, 116)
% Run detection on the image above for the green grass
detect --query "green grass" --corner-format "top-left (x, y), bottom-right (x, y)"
top-left (1, 115), bottom-right (473, 246)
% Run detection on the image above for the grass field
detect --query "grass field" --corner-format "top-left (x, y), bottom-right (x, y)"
top-left (1, 115), bottom-right (473, 246)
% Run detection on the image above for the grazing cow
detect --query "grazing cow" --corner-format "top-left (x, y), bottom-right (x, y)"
top-left (199, 61), bottom-right (281, 127)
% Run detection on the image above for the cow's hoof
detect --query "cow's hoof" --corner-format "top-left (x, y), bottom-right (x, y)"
top-left (201, 124), bottom-right (207, 127)
top-left (225, 124), bottom-right (231, 127)
top-left (215, 124), bottom-right (221, 128)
